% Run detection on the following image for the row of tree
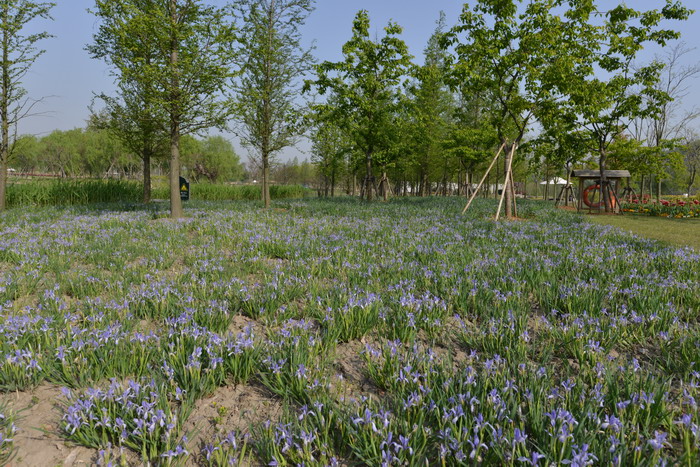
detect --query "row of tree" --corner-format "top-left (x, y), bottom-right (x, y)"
top-left (11, 129), bottom-right (246, 185)
top-left (0, 0), bottom-right (697, 217)
top-left (0, 0), bottom-right (315, 215)
top-left (306, 2), bottom-right (697, 217)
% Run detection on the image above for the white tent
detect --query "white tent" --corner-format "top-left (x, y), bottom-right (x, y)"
top-left (540, 177), bottom-right (569, 185)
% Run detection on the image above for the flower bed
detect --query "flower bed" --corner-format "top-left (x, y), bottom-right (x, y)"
top-left (1, 198), bottom-right (699, 465)
top-left (622, 199), bottom-right (700, 218)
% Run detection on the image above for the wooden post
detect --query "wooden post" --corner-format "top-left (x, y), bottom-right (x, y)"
top-left (462, 143), bottom-right (506, 214)
top-left (496, 144), bottom-right (516, 221)
top-left (509, 167), bottom-right (518, 218)
top-left (577, 178), bottom-right (584, 212)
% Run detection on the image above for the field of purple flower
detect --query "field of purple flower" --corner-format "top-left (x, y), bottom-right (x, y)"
top-left (0, 198), bottom-right (698, 466)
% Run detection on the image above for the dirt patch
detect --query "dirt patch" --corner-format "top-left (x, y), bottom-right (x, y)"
top-left (334, 341), bottom-right (365, 385)
top-left (430, 338), bottom-right (471, 370)
top-left (1, 384), bottom-right (97, 466)
top-left (183, 383), bottom-right (282, 452)
top-left (135, 318), bottom-right (160, 333)
top-left (228, 314), bottom-right (258, 335)
top-left (333, 340), bottom-right (383, 402)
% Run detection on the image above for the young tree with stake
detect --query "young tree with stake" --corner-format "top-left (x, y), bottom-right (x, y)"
top-left (555, 1), bottom-right (693, 211)
top-left (443, 0), bottom-right (574, 219)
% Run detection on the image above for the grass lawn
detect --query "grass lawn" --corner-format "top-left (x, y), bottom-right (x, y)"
top-left (588, 213), bottom-right (700, 250)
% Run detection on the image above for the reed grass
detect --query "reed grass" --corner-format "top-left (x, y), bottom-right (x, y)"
top-left (5, 179), bottom-right (311, 208)
top-left (6, 179), bottom-right (141, 207)
top-left (152, 182), bottom-right (311, 201)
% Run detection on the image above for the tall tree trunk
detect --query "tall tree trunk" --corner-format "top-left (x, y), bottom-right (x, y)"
top-left (364, 151), bottom-right (373, 201)
top-left (381, 171), bottom-right (389, 201)
top-left (442, 161), bottom-right (448, 196)
top-left (169, 123), bottom-right (183, 218)
top-left (640, 174), bottom-right (646, 201)
top-left (599, 147), bottom-right (612, 212)
top-left (143, 149), bottom-right (152, 204)
top-left (260, 1), bottom-right (275, 209)
top-left (0, 154), bottom-right (6, 211)
top-left (495, 158), bottom-right (500, 199)
top-left (564, 169), bottom-right (572, 207)
top-left (262, 152), bottom-right (271, 208)
top-left (0, 15), bottom-right (9, 211)
top-left (169, 0), bottom-right (183, 219)
top-left (0, 120), bottom-right (7, 211)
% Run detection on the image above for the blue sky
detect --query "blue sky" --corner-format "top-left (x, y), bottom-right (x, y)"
top-left (18, 1), bottom-right (700, 161)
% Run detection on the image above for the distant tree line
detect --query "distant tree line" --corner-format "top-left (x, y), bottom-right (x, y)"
top-left (11, 128), bottom-right (246, 183)
top-left (10, 124), bottom-right (317, 186)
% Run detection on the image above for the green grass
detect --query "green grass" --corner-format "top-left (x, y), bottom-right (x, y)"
top-left (588, 214), bottom-right (700, 250)
top-left (152, 182), bottom-right (313, 201)
top-left (7, 179), bottom-right (142, 207)
top-left (5, 179), bottom-right (312, 208)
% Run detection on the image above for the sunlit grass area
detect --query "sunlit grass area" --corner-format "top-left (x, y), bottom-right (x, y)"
top-left (588, 214), bottom-right (700, 251)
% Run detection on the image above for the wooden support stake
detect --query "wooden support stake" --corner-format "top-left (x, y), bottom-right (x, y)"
top-left (509, 167), bottom-right (518, 218)
top-left (462, 142), bottom-right (506, 215)
top-left (496, 143), bottom-right (517, 221)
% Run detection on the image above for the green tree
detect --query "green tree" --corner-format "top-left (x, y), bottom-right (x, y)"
top-left (235, 0), bottom-right (314, 208)
top-left (88, 78), bottom-right (167, 203)
top-left (88, 0), bottom-right (167, 203)
top-left (555, 1), bottom-right (692, 210)
top-left (183, 135), bottom-right (244, 182)
top-left (40, 129), bottom-right (80, 177)
top-left (407, 13), bottom-right (455, 197)
top-left (272, 156), bottom-right (315, 185)
top-left (12, 133), bottom-right (39, 173)
top-left (310, 105), bottom-right (350, 197)
top-left (531, 113), bottom-right (590, 200)
top-left (683, 139), bottom-right (700, 195)
top-left (443, 117), bottom-right (499, 196)
top-left (90, 0), bottom-right (238, 218)
top-left (443, 0), bottom-right (575, 218)
top-left (629, 43), bottom-right (700, 200)
top-left (306, 10), bottom-right (412, 201)
top-left (0, 0), bottom-right (54, 210)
